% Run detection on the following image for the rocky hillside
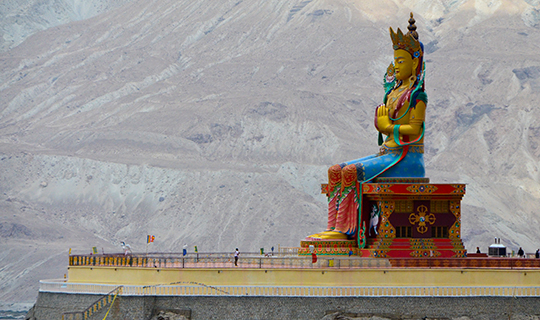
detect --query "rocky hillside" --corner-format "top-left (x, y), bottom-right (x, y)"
top-left (0, 0), bottom-right (135, 52)
top-left (1, 0), bottom-right (540, 305)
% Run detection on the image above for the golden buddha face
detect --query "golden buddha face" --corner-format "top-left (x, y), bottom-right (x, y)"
top-left (393, 49), bottom-right (419, 81)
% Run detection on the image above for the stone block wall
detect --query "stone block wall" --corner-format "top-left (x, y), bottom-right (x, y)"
top-left (28, 292), bottom-right (540, 320)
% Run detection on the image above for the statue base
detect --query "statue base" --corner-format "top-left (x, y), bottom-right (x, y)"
top-left (298, 240), bottom-right (359, 256)
top-left (301, 179), bottom-right (467, 258)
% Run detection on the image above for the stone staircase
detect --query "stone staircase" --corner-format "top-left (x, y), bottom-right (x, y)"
top-left (360, 237), bottom-right (467, 258)
top-left (61, 286), bottom-right (122, 320)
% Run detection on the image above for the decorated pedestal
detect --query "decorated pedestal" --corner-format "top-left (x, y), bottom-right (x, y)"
top-left (299, 239), bottom-right (359, 256)
top-left (300, 178), bottom-right (467, 258)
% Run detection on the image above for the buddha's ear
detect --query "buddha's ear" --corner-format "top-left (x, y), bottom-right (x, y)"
top-left (412, 57), bottom-right (419, 74)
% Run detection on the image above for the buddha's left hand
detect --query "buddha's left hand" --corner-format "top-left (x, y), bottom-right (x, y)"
top-left (377, 105), bottom-right (391, 133)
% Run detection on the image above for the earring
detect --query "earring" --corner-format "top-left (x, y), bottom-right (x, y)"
top-left (409, 75), bottom-right (417, 86)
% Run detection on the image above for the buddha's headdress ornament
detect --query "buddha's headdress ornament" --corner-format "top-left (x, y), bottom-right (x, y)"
top-left (389, 13), bottom-right (423, 59)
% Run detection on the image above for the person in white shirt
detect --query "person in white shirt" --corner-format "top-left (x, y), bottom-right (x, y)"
top-left (234, 248), bottom-right (239, 266)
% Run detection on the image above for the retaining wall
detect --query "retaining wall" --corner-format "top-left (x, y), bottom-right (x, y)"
top-left (29, 292), bottom-right (540, 320)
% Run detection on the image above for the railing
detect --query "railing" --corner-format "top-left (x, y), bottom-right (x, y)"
top-left (278, 247), bottom-right (299, 255)
top-left (40, 280), bottom-right (540, 297)
top-left (68, 254), bottom-right (540, 270)
top-left (69, 254), bottom-right (391, 269)
top-left (61, 286), bottom-right (121, 320)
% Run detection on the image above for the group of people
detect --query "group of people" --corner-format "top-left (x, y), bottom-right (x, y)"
top-left (518, 247), bottom-right (540, 258)
top-left (476, 246), bottom-right (540, 258)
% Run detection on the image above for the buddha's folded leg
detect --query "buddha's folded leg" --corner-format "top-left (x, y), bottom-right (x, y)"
top-left (333, 153), bottom-right (398, 236)
top-left (379, 150), bottom-right (425, 178)
top-left (334, 164), bottom-right (360, 235)
top-left (326, 164), bottom-right (342, 231)
top-left (308, 153), bottom-right (386, 240)
top-left (343, 153), bottom-right (378, 167)
top-left (324, 155), bottom-right (375, 232)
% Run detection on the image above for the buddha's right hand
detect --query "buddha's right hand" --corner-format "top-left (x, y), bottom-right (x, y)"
top-left (374, 104), bottom-right (384, 130)
top-left (376, 104), bottom-right (391, 133)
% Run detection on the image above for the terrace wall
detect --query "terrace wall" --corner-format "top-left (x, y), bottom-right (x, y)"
top-left (29, 291), bottom-right (540, 320)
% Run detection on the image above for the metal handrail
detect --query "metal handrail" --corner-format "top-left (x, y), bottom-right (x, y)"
top-left (61, 286), bottom-right (121, 320)
top-left (40, 280), bottom-right (540, 297)
top-left (70, 251), bottom-right (295, 258)
top-left (68, 254), bottom-right (540, 270)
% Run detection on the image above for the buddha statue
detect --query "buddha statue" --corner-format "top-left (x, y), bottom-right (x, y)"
top-left (309, 13), bottom-right (427, 241)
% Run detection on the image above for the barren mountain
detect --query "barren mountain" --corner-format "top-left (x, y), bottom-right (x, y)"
top-left (0, 0), bottom-right (135, 52)
top-left (1, 0), bottom-right (540, 306)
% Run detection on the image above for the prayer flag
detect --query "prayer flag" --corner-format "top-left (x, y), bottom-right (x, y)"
top-left (147, 235), bottom-right (155, 243)
top-left (194, 246), bottom-right (198, 253)
top-left (92, 246), bottom-right (98, 254)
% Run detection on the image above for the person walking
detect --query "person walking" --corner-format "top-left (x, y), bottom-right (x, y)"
top-left (234, 248), bottom-right (240, 266)
top-left (535, 249), bottom-right (539, 259)
top-left (518, 247), bottom-right (524, 258)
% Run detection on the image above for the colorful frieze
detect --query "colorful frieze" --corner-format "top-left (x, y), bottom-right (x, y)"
top-left (406, 184), bottom-right (438, 194)
top-left (374, 177), bottom-right (430, 183)
top-left (298, 246), bottom-right (358, 256)
top-left (410, 249), bottom-right (441, 258)
top-left (363, 183), bottom-right (466, 197)
top-left (300, 240), bottom-right (356, 248)
top-left (299, 239), bottom-right (358, 256)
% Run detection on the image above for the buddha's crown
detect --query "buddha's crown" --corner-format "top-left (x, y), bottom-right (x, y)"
top-left (389, 13), bottom-right (422, 59)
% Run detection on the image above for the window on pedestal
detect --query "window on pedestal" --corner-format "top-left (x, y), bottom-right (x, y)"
top-left (430, 200), bottom-right (449, 213)
top-left (431, 226), bottom-right (448, 238)
top-left (395, 226), bottom-right (412, 238)
top-left (395, 200), bottom-right (413, 213)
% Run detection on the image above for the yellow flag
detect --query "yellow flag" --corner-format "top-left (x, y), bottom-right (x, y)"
top-left (92, 247), bottom-right (98, 254)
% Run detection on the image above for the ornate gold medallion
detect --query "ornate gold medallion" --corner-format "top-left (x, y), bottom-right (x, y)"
top-left (408, 205), bottom-right (435, 233)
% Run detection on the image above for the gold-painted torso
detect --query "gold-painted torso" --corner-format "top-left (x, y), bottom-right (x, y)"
top-left (382, 84), bottom-right (425, 148)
